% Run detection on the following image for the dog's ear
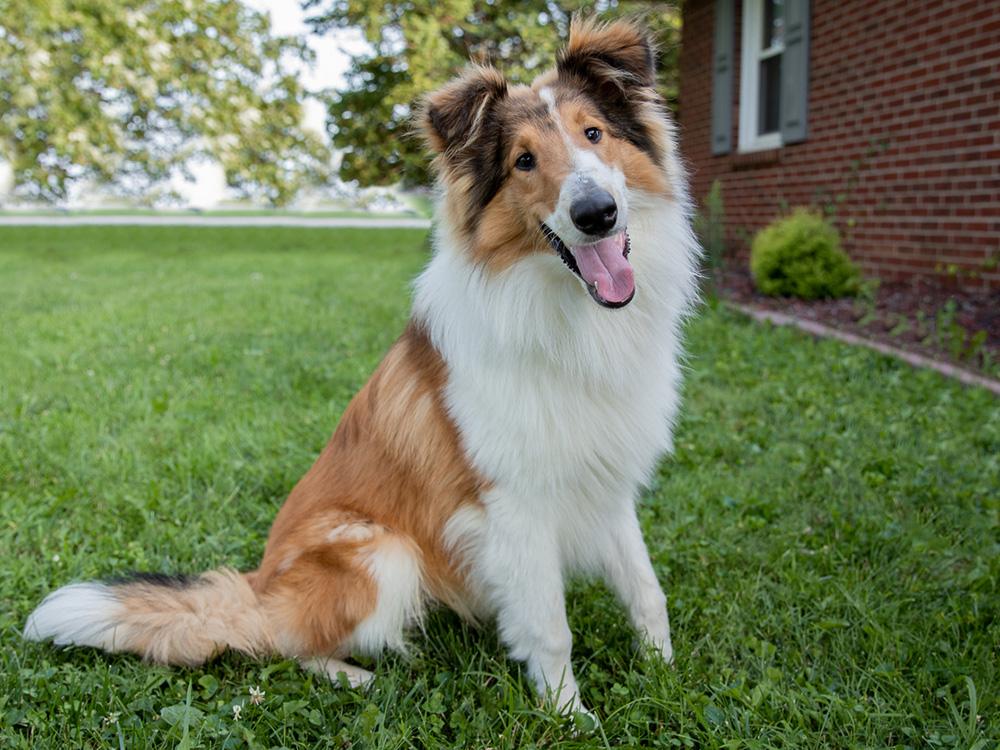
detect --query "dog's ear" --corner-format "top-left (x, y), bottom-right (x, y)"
top-left (557, 17), bottom-right (657, 90)
top-left (420, 65), bottom-right (509, 155)
top-left (556, 17), bottom-right (664, 163)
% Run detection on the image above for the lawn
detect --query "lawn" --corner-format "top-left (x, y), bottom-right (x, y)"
top-left (1, 226), bottom-right (997, 749)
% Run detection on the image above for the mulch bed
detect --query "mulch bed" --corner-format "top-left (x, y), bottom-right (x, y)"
top-left (714, 263), bottom-right (1000, 379)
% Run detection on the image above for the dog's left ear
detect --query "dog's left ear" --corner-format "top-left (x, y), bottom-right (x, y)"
top-left (557, 17), bottom-right (657, 90)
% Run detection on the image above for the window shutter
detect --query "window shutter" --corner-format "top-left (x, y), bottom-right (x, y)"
top-left (780, 0), bottom-right (811, 144)
top-left (710, 0), bottom-right (734, 155)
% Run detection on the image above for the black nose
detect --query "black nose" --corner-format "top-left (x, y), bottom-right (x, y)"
top-left (570, 190), bottom-right (618, 236)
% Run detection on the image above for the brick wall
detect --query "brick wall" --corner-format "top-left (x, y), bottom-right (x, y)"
top-left (679, 0), bottom-right (1000, 289)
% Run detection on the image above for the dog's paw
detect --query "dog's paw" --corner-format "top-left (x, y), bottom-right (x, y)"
top-left (301, 657), bottom-right (375, 689)
top-left (657, 635), bottom-right (674, 665)
top-left (635, 632), bottom-right (674, 666)
top-left (541, 687), bottom-right (597, 730)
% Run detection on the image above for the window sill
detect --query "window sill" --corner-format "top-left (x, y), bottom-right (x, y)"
top-left (732, 148), bottom-right (783, 169)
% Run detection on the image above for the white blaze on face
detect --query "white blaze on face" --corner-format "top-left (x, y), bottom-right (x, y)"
top-left (537, 87), bottom-right (635, 307)
top-left (537, 87), bottom-right (628, 248)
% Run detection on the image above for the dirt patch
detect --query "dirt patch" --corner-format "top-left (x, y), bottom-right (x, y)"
top-left (714, 264), bottom-right (1000, 378)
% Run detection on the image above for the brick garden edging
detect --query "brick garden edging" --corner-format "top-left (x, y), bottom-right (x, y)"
top-left (728, 302), bottom-right (1000, 397)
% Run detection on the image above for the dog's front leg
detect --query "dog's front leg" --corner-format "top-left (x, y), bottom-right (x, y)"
top-left (477, 510), bottom-right (586, 715)
top-left (600, 509), bottom-right (673, 663)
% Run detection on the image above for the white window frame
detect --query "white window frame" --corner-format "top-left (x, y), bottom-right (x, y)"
top-left (739, 0), bottom-right (785, 152)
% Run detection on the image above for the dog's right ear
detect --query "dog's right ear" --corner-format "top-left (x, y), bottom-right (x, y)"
top-left (557, 17), bottom-right (657, 90)
top-left (420, 65), bottom-right (508, 155)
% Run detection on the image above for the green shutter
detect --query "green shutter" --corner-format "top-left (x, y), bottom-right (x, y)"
top-left (711, 0), bottom-right (734, 155)
top-left (780, 0), bottom-right (811, 144)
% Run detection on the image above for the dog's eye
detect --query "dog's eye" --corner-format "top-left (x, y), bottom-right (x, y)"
top-left (584, 127), bottom-right (602, 143)
top-left (515, 153), bottom-right (536, 171)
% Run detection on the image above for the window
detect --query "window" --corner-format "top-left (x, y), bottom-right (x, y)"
top-left (739, 0), bottom-right (785, 152)
top-left (711, 0), bottom-right (808, 156)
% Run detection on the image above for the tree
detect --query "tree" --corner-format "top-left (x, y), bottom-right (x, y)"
top-left (0, 0), bottom-right (333, 205)
top-left (304, 0), bottom-right (681, 187)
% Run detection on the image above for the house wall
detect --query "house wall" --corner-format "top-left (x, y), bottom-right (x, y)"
top-left (679, 0), bottom-right (1000, 289)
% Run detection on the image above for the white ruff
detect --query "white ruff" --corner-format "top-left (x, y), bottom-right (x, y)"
top-left (414, 186), bottom-right (700, 530)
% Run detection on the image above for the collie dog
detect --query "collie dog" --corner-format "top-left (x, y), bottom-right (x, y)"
top-left (25, 18), bottom-right (699, 716)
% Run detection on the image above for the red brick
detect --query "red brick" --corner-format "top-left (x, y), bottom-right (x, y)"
top-left (679, 0), bottom-right (1000, 289)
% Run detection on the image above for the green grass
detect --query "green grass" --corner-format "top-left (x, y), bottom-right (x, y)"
top-left (1, 226), bottom-right (997, 749)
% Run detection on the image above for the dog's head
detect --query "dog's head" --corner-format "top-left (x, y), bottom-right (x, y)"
top-left (420, 18), bottom-right (673, 309)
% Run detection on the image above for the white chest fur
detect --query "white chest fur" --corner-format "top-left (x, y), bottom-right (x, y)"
top-left (414, 193), bottom-right (699, 576)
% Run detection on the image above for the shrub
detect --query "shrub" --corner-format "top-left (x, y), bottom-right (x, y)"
top-left (750, 209), bottom-right (861, 299)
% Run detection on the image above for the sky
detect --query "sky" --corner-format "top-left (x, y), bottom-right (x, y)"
top-left (243, 0), bottom-right (368, 134)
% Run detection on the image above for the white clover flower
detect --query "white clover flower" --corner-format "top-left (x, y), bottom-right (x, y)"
top-left (102, 711), bottom-right (120, 727)
top-left (248, 686), bottom-right (265, 705)
top-left (232, 704), bottom-right (242, 721)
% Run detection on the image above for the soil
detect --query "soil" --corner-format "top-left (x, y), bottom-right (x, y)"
top-left (714, 263), bottom-right (1000, 379)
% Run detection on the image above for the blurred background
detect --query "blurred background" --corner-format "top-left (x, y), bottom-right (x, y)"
top-left (0, 0), bottom-right (680, 213)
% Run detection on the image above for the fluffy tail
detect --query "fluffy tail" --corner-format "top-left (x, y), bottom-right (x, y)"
top-left (23, 569), bottom-right (271, 666)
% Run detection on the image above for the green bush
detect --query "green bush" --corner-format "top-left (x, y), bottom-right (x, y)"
top-left (750, 209), bottom-right (861, 299)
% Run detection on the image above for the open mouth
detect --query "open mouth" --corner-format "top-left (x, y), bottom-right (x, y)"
top-left (540, 224), bottom-right (635, 308)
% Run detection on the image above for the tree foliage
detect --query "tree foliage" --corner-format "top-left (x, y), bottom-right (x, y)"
top-left (0, 0), bottom-right (333, 205)
top-left (304, 0), bottom-right (681, 187)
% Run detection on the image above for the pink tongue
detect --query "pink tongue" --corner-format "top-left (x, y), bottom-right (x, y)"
top-left (569, 232), bottom-right (634, 304)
